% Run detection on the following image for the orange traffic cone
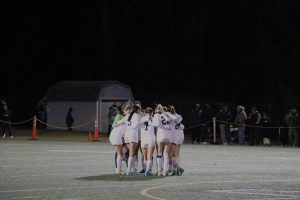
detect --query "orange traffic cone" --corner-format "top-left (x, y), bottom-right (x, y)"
top-left (88, 132), bottom-right (92, 143)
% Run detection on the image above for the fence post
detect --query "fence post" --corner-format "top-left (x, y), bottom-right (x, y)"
top-left (32, 116), bottom-right (37, 140)
top-left (278, 127), bottom-right (281, 142)
top-left (94, 118), bottom-right (99, 141)
top-left (213, 117), bottom-right (216, 143)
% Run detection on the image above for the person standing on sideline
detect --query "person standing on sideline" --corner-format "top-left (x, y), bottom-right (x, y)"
top-left (191, 104), bottom-right (201, 144)
top-left (248, 107), bottom-right (262, 146)
top-left (235, 106), bottom-right (247, 145)
top-left (261, 111), bottom-right (271, 145)
top-left (1, 100), bottom-right (13, 138)
top-left (108, 103), bottom-right (118, 136)
top-left (37, 100), bottom-right (49, 129)
top-left (66, 107), bottom-right (74, 131)
top-left (282, 109), bottom-right (290, 147)
top-left (286, 106), bottom-right (299, 147)
top-left (199, 104), bottom-right (210, 144)
top-left (217, 104), bottom-right (232, 145)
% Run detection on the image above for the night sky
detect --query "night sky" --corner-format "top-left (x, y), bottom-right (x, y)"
top-left (2, 0), bottom-right (300, 119)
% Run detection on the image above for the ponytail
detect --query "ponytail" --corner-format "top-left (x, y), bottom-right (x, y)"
top-left (128, 105), bottom-right (140, 122)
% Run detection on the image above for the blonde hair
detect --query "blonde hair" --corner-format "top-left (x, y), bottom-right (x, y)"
top-left (123, 105), bottom-right (132, 112)
top-left (155, 104), bottom-right (164, 113)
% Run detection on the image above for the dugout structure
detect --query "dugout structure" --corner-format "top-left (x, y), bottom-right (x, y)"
top-left (45, 81), bottom-right (134, 133)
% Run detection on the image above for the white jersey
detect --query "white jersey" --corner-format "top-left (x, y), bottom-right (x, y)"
top-left (117, 112), bottom-right (142, 143)
top-left (165, 112), bottom-right (183, 143)
top-left (109, 124), bottom-right (126, 146)
top-left (175, 122), bottom-right (185, 144)
top-left (172, 113), bottom-right (184, 144)
top-left (153, 113), bottom-right (174, 143)
top-left (152, 113), bottom-right (170, 130)
top-left (140, 116), bottom-right (156, 148)
top-left (109, 114), bottom-right (126, 146)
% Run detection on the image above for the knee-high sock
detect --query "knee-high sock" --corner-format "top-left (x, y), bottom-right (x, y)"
top-left (146, 160), bottom-right (152, 172)
top-left (163, 152), bottom-right (169, 174)
top-left (116, 155), bottom-right (123, 172)
top-left (127, 156), bottom-right (133, 174)
top-left (157, 153), bottom-right (162, 172)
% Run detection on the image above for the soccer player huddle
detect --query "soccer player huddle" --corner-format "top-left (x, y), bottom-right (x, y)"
top-left (109, 101), bottom-right (184, 176)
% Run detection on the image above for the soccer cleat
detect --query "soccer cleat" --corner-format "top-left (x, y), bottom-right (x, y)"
top-left (115, 169), bottom-right (125, 175)
top-left (171, 170), bottom-right (177, 176)
top-left (156, 171), bottom-right (163, 176)
top-left (178, 168), bottom-right (184, 176)
top-left (126, 172), bottom-right (133, 176)
top-left (139, 169), bottom-right (145, 174)
top-left (145, 171), bottom-right (153, 176)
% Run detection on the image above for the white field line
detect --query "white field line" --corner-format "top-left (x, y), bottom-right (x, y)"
top-left (210, 189), bottom-right (300, 198)
top-left (140, 179), bottom-right (300, 200)
top-left (13, 196), bottom-right (41, 199)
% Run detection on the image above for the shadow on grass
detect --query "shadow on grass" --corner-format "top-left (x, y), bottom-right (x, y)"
top-left (76, 174), bottom-right (166, 181)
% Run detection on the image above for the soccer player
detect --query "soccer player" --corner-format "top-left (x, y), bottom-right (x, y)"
top-left (141, 107), bottom-right (156, 176)
top-left (109, 105), bottom-right (132, 175)
top-left (117, 103), bottom-right (142, 175)
top-left (166, 106), bottom-right (185, 176)
top-left (152, 104), bottom-right (172, 176)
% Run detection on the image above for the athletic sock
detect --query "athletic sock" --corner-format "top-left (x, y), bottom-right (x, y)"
top-left (127, 156), bottom-right (133, 174)
top-left (146, 160), bottom-right (153, 172)
top-left (163, 152), bottom-right (169, 175)
top-left (116, 155), bottom-right (123, 173)
top-left (157, 153), bottom-right (162, 173)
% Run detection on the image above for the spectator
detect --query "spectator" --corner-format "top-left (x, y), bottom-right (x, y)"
top-left (281, 110), bottom-right (290, 147)
top-left (217, 104), bottom-right (232, 145)
top-left (191, 104), bottom-right (201, 144)
top-left (248, 107), bottom-right (262, 146)
top-left (235, 106), bottom-right (247, 145)
top-left (261, 112), bottom-right (271, 146)
top-left (37, 100), bottom-right (49, 129)
top-left (107, 103), bottom-right (118, 136)
top-left (286, 106), bottom-right (299, 146)
top-left (1, 100), bottom-right (13, 138)
top-left (66, 107), bottom-right (74, 131)
top-left (199, 104), bottom-right (210, 144)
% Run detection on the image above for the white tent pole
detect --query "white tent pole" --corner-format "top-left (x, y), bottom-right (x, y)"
top-left (98, 99), bottom-right (101, 134)
top-left (96, 100), bottom-right (99, 121)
